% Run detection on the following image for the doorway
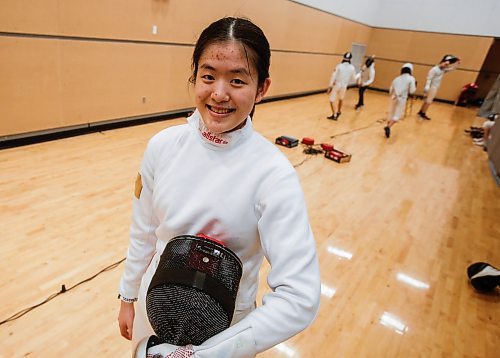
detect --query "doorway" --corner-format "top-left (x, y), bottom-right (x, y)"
top-left (350, 43), bottom-right (367, 85)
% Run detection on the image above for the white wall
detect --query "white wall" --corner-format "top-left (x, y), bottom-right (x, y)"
top-left (375, 0), bottom-right (500, 37)
top-left (292, 0), bottom-right (378, 26)
top-left (294, 0), bottom-right (500, 37)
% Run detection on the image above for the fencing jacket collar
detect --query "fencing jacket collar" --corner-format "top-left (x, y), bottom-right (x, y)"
top-left (188, 109), bottom-right (253, 150)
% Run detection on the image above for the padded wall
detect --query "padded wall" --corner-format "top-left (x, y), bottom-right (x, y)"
top-left (0, 0), bottom-right (492, 137)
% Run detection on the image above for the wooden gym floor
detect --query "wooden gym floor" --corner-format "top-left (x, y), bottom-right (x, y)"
top-left (0, 90), bottom-right (498, 357)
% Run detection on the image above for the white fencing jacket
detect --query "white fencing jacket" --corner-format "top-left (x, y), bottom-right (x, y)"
top-left (424, 63), bottom-right (457, 92)
top-left (390, 73), bottom-right (417, 100)
top-left (119, 110), bottom-right (321, 357)
top-left (425, 65), bottom-right (445, 91)
top-left (355, 64), bottom-right (375, 87)
top-left (329, 61), bottom-right (356, 88)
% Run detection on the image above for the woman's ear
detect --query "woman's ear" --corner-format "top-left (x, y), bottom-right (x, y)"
top-left (255, 78), bottom-right (272, 104)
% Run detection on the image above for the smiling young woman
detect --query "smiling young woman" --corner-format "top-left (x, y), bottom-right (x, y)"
top-left (117, 17), bottom-right (320, 358)
top-left (194, 41), bottom-right (271, 134)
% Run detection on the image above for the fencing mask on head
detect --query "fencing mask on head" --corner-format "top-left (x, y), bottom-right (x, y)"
top-left (401, 63), bottom-right (413, 74)
top-left (343, 52), bottom-right (353, 62)
top-left (145, 234), bottom-right (243, 347)
top-left (365, 55), bottom-right (375, 68)
top-left (441, 54), bottom-right (459, 64)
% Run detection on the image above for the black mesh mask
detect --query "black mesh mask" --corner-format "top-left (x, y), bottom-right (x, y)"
top-left (146, 235), bottom-right (243, 346)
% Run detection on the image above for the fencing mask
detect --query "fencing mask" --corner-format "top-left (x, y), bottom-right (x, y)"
top-left (343, 52), bottom-right (353, 62)
top-left (365, 55), bottom-right (375, 68)
top-left (441, 54), bottom-right (459, 64)
top-left (145, 234), bottom-right (243, 347)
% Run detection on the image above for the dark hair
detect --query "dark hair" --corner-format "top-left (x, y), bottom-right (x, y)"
top-left (365, 56), bottom-right (375, 67)
top-left (401, 67), bottom-right (412, 75)
top-left (342, 52), bottom-right (352, 63)
top-left (190, 17), bottom-right (270, 89)
top-left (441, 54), bottom-right (459, 64)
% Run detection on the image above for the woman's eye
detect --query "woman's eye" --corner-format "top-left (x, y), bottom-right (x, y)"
top-left (201, 74), bottom-right (214, 81)
top-left (231, 78), bottom-right (246, 85)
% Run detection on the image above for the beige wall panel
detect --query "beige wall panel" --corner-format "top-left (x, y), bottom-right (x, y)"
top-left (372, 61), bottom-right (439, 95)
top-left (267, 52), bottom-right (335, 96)
top-left (373, 60), bottom-right (479, 101)
top-left (367, 29), bottom-right (492, 70)
top-left (59, 42), bottom-right (194, 127)
top-left (367, 28), bottom-right (493, 101)
top-left (0, 38), bottom-right (62, 136)
top-left (439, 70), bottom-right (479, 100)
top-left (0, 0), bottom-right (261, 43)
top-left (240, 1), bottom-right (371, 54)
top-left (3, 1), bottom-right (491, 137)
top-left (58, 0), bottom-right (238, 44)
top-left (56, 0), bottom-right (371, 55)
top-left (338, 20), bottom-right (372, 51)
top-left (0, 0), bottom-right (59, 34)
top-left (371, 60), bottom-right (415, 92)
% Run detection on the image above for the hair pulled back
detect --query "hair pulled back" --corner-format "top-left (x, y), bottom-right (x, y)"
top-left (190, 17), bottom-right (270, 89)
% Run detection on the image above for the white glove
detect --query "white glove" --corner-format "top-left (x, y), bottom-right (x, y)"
top-left (134, 337), bottom-right (194, 358)
top-left (152, 345), bottom-right (194, 358)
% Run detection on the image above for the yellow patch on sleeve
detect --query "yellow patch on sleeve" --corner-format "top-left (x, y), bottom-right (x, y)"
top-left (134, 173), bottom-right (143, 199)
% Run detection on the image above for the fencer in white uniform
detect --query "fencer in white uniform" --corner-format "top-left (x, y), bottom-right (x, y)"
top-left (119, 109), bottom-right (321, 357)
top-left (384, 63), bottom-right (417, 138)
top-left (355, 55), bottom-right (376, 110)
top-left (118, 16), bottom-right (321, 357)
top-left (327, 52), bottom-right (356, 120)
top-left (418, 55), bottom-right (460, 120)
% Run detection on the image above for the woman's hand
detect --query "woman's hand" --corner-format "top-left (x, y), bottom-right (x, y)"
top-left (118, 300), bottom-right (135, 340)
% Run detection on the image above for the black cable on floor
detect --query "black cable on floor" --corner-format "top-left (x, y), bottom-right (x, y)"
top-left (0, 257), bottom-right (126, 326)
top-left (293, 156), bottom-right (311, 168)
top-left (293, 144), bottom-right (327, 168)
